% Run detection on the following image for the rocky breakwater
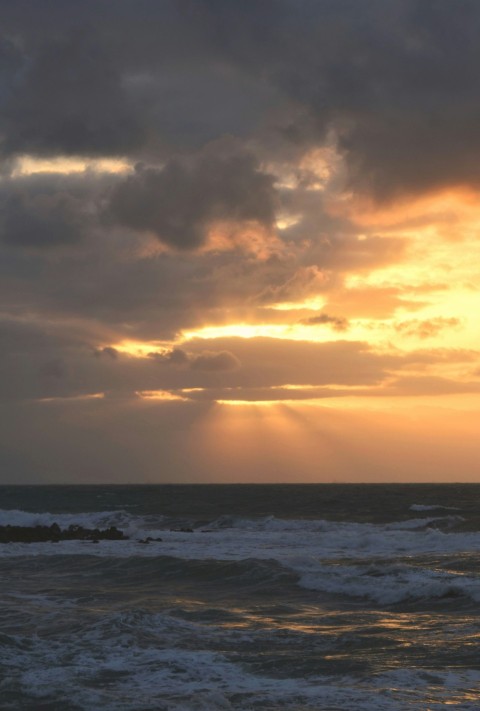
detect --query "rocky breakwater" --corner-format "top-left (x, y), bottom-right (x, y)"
top-left (0, 523), bottom-right (128, 543)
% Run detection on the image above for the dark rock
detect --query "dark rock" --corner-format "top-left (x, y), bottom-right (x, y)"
top-left (0, 524), bottom-right (129, 543)
top-left (138, 535), bottom-right (162, 543)
top-left (171, 527), bottom-right (194, 533)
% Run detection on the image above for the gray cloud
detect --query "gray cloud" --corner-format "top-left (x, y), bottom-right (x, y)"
top-left (94, 346), bottom-right (119, 360)
top-left (0, 317), bottom-right (395, 401)
top-left (1, 30), bottom-right (144, 158)
top-left (152, 348), bottom-right (241, 372)
top-left (1, 0), bottom-right (480, 484)
top-left (0, 171), bottom-right (109, 248)
top-left (175, 0), bottom-right (480, 200)
top-left (1, 190), bottom-right (84, 247)
top-left (190, 350), bottom-right (241, 372)
top-left (38, 358), bottom-right (66, 379)
top-left (108, 143), bottom-right (277, 249)
top-left (1, 1), bottom-right (479, 200)
top-left (162, 348), bottom-right (190, 366)
top-left (301, 313), bottom-right (348, 330)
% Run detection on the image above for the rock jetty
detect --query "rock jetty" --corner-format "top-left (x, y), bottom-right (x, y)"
top-left (0, 523), bottom-right (127, 543)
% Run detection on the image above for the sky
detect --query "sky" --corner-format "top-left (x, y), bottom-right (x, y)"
top-left (1, 0), bottom-right (480, 483)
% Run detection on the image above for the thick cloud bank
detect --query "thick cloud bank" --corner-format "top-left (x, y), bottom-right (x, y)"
top-left (1, 1), bottom-right (480, 481)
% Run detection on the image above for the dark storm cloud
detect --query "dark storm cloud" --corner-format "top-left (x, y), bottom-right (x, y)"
top-left (108, 144), bottom-right (277, 249)
top-left (0, 1), bottom-right (280, 159)
top-left (1, 190), bottom-right (84, 247)
top-left (0, 30), bottom-right (143, 158)
top-left (1, 0), bottom-right (479, 199)
top-left (0, 171), bottom-right (109, 248)
top-left (200, 0), bottom-right (480, 199)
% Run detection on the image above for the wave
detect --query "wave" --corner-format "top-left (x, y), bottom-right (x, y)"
top-left (0, 509), bottom-right (478, 559)
top-left (0, 507), bottom-right (144, 533)
top-left (410, 503), bottom-right (460, 512)
top-left (0, 507), bottom-right (466, 536)
top-left (295, 559), bottom-right (480, 605)
top-left (12, 553), bottom-right (297, 591)
top-left (3, 603), bottom-right (480, 710)
top-left (17, 552), bottom-right (480, 607)
top-left (207, 512), bottom-right (463, 533)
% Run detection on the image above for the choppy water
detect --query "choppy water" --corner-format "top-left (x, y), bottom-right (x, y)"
top-left (1, 484), bottom-right (480, 710)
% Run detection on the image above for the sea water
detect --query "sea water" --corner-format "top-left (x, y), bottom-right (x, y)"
top-left (0, 484), bottom-right (480, 710)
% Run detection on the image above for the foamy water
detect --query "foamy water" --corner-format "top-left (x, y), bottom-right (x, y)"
top-left (1, 484), bottom-right (480, 710)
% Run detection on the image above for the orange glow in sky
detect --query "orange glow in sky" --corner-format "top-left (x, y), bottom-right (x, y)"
top-left (4, 5), bottom-right (480, 483)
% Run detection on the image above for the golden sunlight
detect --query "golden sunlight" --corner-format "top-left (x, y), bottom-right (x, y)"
top-left (13, 155), bottom-right (133, 176)
top-left (136, 390), bottom-right (187, 401)
top-left (106, 340), bottom-right (168, 358)
top-left (180, 322), bottom-right (338, 342)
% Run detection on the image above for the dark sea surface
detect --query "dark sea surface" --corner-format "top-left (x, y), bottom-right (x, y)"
top-left (1, 484), bottom-right (480, 710)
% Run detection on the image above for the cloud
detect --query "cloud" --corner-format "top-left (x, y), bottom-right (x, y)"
top-left (163, 348), bottom-right (190, 366)
top-left (152, 347), bottom-right (241, 372)
top-left (1, 30), bottom-right (144, 158)
top-left (108, 142), bottom-right (277, 250)
top-left (38, 358), bottom-right (66, 379)
top-left (395, 317), bottom-right (461, 339)
top-left (301, 313), bottom-right (348, 330)
top-left (1, 190), bottom-right (85, 247)
top-left (5, 311), bottom-right (478, 405)
top-left (190, 350), bottom-right (241, 372)
top-left (0, 1), bottom-right (480, 483)
top-left (384, 375), bottom-right (480, 397)
top-left (94, 346), bottom-right (119, 360)
top-left (0, 170), bottom-right (111, 249)
top-left (257, 266), bottom-right (330, 306)
top-left (195, 0), bottom-right (480, 200)
top-left (182, 337), bottom-right (395, 389)
top-left (0, 316), bottom-right (394, 401)
top-left (2, 1), bottom-right (480, 204)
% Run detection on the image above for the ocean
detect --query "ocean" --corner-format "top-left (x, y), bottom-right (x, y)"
top-left (1, 484), bottom-right (480, 710)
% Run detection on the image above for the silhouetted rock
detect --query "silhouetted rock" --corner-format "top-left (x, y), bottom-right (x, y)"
top-left (0, 524), bottom-right (128, 543)
top-left (171, 527), bottom-right (193, 533)
top-left (138, 536), bottom-right (162, 543)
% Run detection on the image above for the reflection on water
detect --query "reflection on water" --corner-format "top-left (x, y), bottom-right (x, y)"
top-left (2, 485), bottom-right (480, 709)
